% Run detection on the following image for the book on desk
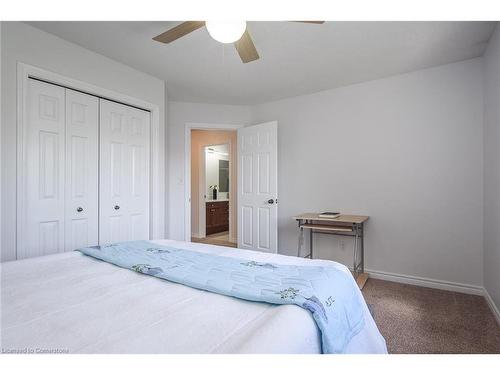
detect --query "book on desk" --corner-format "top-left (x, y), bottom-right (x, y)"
top-left (318, 212), bottom-right (340, 219)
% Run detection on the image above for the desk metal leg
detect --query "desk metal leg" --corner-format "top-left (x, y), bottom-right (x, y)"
top-left (298, 225), bottom-right (303, 257)
top-left (309, 228), bottom-right (313, 259)
top-left (360, 223), bottom-right (364, 273)
top-left (353, 224), bottom-right (359, 273)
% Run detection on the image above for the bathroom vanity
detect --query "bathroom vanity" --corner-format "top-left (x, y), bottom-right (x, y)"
top-left (206, 200), bottom-right (229, 235)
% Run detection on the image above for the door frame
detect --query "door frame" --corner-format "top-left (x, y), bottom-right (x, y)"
top-left (16, 62), bottom-right (163, 257)
top-left (198, 142), bottom-right (231, 239)
top-left (184, 122), bottom-right (243, 243)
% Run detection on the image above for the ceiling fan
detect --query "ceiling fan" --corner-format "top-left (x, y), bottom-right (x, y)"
top-left (152, 21), bottom-right (324, 63)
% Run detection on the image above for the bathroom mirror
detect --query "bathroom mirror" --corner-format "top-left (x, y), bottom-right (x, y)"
top-left (205, 144), bottom-right (230, 198)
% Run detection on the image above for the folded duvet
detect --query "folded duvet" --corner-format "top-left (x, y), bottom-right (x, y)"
top-left (76, 240), bottom-right (365, 353)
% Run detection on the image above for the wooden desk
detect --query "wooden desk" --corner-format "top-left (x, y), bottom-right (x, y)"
top-left (293, 213), bottom-right (369, 289)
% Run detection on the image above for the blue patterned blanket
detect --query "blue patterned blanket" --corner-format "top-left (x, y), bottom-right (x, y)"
top-left (76, 240), bottom-right (365, 353)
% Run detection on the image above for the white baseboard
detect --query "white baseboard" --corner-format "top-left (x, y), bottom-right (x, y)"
top-left (365, 268), bottom-right (484, 295)
top-left (483, 288), bottom-right (500, 326)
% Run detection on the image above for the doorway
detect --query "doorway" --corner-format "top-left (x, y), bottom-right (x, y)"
top-left (184, 121), bottom-right (278, 253)
top-left (189, 129), bottom-right (237, 248)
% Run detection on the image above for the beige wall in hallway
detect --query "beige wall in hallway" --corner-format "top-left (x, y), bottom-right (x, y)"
top-left (191, 130), bottom-right (237, 242)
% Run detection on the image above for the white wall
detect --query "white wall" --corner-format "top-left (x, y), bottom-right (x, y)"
top-left (1, 22), bottom-right (167, 261)
top-left (483, 24), bottom-right (500, 310)
top-left (168, 101), bottom-right (252, 240)
top-left (251, 59), bottom-right (485, 288)
top-left (0, 22), bottom-right (491, 294)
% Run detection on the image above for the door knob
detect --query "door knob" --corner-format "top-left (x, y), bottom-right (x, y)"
top-left (114, 205), bottom-right (120, 210)
top-left (267, 199), bottom-right (274, 204)
top-left (76, 207), bottom-right (83, 212)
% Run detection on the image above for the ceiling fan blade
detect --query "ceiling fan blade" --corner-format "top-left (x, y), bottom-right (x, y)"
top-left (153, 21), bottom-right (205, 44)
top-left (293, 21), bottom-right (325, 24)
top-left (234, 30), bottom-right (260, 63)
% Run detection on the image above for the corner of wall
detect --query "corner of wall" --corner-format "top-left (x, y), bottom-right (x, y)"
top-left (482, 22), bottom-right (500, 322)
top-left (0, 21), bottom-right (3, 261)
top-left (164, 80), bottom-right (169, 239)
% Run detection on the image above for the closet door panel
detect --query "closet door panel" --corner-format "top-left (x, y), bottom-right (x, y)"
top-left (99, 100), bottom-right (130, 245)
top-left (23, 79), bottom-right (66, 258)
top-left (99, 99), bottom-right (150, 245)
top-left (128, 109), bottom-right (151, 241)
top-left (65, 89), bottom-right (99, 251)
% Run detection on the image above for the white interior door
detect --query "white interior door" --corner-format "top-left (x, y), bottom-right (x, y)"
top-left (99, 99), bottom-right (150, 245)
top-left (64, 89), bottom-right (99, 251)
top-left (237, 121), bottom-right (278, 253)
top-left (22, 79), bottom-right (66, 258)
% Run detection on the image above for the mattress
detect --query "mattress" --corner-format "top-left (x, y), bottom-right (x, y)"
top-left (0, 240), bottom-right (387, 354)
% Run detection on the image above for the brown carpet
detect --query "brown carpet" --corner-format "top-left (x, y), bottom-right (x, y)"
top-left (362, 278), bottom-right (500, 353)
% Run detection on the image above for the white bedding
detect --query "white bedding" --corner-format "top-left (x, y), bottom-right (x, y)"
top-left (1, 240), bottom-right (387, 354)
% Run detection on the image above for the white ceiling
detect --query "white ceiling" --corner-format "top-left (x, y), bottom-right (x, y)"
top-left (27, 21), bottom-right (497, 105)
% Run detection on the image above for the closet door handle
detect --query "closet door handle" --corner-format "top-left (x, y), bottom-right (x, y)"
top-left (114, 205), bottom-right (120, 210)
top-left (76, 207), bottom-right (83, 213)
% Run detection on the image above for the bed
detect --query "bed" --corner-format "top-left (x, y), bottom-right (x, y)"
top-left (1, 240), bottom-right (387, 354)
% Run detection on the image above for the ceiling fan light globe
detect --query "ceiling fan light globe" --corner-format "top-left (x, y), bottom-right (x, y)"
top-left (206, 21), bottom-right (247, 44)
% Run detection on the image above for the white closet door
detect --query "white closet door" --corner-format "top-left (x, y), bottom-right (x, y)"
top-left (127, 107), bottom-right (151, 241)
top-left (64, 89), bottom-right (99, 251)
top-left (22, 79), bottom-right (66, 258)
top-left (99, 99), bottom-right (150, 245)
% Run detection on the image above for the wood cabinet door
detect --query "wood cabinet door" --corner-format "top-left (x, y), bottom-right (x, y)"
top-left (206, 202), bottom-right (229, 234)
